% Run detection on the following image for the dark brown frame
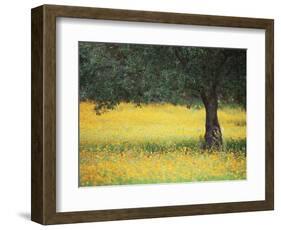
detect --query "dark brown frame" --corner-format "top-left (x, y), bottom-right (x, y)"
top-left (31, 4), bottom-right (274, 225)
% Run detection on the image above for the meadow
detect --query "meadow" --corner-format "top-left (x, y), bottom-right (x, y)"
top-left (79, 102), bottom-right (246, 186)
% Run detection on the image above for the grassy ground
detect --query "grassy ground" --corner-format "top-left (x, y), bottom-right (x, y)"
top-left (79, 102), bottom-right (246, 186)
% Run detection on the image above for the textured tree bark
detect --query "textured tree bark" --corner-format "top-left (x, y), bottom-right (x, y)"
top-left (200, 90), bottom-right (223, 149)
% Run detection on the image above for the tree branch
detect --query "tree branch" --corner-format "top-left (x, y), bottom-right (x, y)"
top-left (174, 48), bottom-right (189, 70)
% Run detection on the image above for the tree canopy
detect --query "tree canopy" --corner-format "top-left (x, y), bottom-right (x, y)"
top-left (80, 42), bottom-right (246, 109)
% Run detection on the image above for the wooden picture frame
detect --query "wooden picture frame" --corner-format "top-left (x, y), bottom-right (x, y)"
top-left (31, 4), bottom-right (274, 225)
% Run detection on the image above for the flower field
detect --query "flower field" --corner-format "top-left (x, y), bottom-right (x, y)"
top-left (79, 102), bottom-right (246, 186)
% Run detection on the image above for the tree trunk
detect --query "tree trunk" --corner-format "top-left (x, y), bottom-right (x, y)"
top-left (200, 90), bottom-right (223, 149)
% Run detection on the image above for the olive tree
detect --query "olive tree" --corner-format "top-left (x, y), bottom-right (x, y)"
top-left (79, 42), bottom-right (246, 149)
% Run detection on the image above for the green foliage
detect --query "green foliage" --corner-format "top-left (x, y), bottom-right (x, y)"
top-left (79, 42), bottom-right (246, 111)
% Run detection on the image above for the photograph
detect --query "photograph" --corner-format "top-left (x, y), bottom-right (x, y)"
top-left (79, 42), bottom-right (247, 187)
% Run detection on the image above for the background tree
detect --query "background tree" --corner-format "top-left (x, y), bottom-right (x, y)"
top-left (79, 42), bottom-right (246, 149)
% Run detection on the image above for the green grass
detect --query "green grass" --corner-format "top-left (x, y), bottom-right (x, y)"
top-left (80, 138), bottom-right (246, 154)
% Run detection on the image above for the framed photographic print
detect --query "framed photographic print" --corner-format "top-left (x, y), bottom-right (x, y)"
top-left (31, 4), bottom-right (274, 225)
